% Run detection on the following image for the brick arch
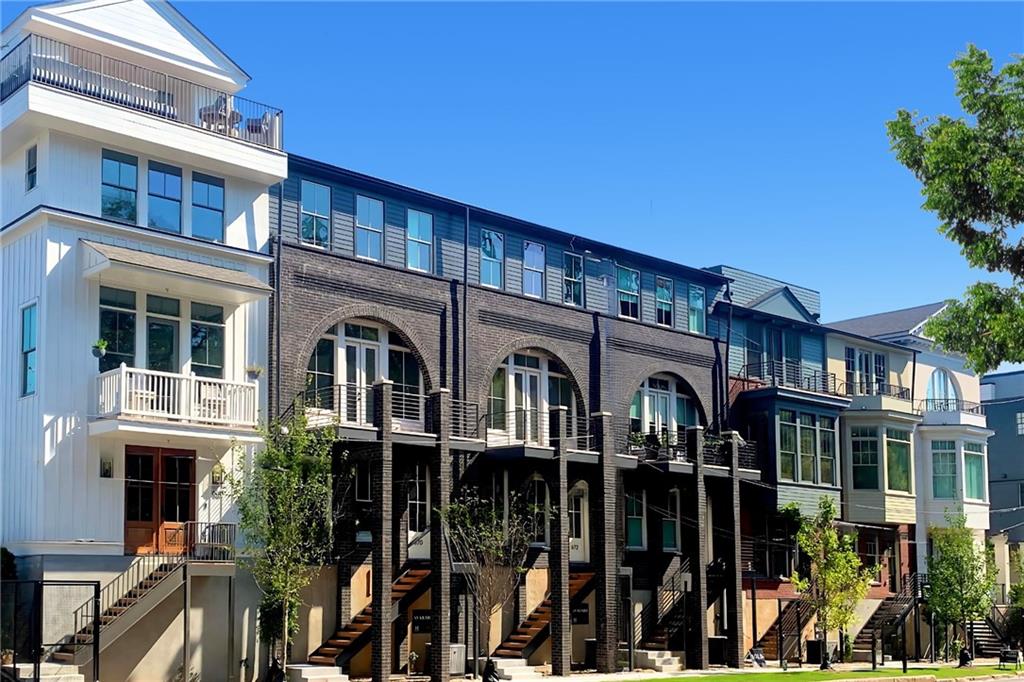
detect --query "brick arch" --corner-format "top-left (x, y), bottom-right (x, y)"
top-left (292, 303), bottom-right (438, 400)
top-left (475, 335), bottom-right (589, 421)
top-left (615, 360), bottom-right (710, 428)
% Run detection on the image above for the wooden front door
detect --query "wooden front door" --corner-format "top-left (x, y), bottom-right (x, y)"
top-left (124, 446), bottom-right (195, 555)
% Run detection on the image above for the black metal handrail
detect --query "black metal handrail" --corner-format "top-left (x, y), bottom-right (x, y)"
top-left (739, 361), bottom-right (841, 396)
top-left (919, 398), bottom-right (984, 415)
top-left (843, 381), bottom-right (912, 401)
top-left (451, 399), bottom-right (480, 439)
top-left (617, 419), bottom-right (689, 461)
top-left (1, 34), bottom-right (283, 149)
top-left (633, 561), bottom-right (689, 646)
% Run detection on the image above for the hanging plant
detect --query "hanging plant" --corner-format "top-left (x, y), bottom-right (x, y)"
top-left (91, 339), bottom-right (108, 358)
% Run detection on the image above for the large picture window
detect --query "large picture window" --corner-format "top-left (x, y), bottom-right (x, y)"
top-left (300, 180), bottom-right (331, 247)
top-left (932, 440), bottom-right (956, 499)
top-left (192, 173), bottom-right (225, 242)
top-left (147, 161), bottom-right (182, 233)
top-left (617, 267), bottom-right (640, 319)
top-left (101, 149), bottom-right (137, 223)
top-left (190, 303), bottom-right (224, 378)
top-left (523, 241), bottom-right (545, 298)
top-left (481, 230), bottom-right (504, 288)
top-left (355, 195), bottom-right (384, 261)
top-left (886, 428), bottom-right (912, 493)
top-left (563, 253), bottom-right (583, 306)
top-left (99, 286), bottom-right (136, 371)
top-left (852, 426), bottom-right (879, 489)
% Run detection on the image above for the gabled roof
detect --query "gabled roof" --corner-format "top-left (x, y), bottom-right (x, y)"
top-left (3, 0), bottom-right (249, 91)
top-left (745, 286), bottom-right (819, 324)
top-left (828, 302), bottom-right (946, 340)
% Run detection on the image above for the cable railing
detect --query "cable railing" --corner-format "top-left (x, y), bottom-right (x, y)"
top-left (1, 34), bottom-right (283, 149)
top-left (451, 399), bottom-right (480, 440)
top-left (919, 398), bottom-right (984, 415)
top-left (842, 381), bottom-right (912, 401)
top-left (739, 361), bottom-right (841, 396)
top-left (481, 409), bottom-right (548, 447)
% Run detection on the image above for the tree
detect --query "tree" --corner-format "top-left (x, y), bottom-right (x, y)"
top-left (231, 409), bottom-right (337, 661)
top-left (439, 487), bottom-right (532, 677)
top-left (927, 512), bottom-right (997, 654)
top-left (791, 497), bottom-right (875, 668)
top-left (886, 45), bottom-right (1024, 375)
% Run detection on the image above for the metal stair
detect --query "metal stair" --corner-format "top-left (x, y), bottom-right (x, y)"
top-left (636, 564), bottom-right (689, 651)
top-left (851, 574), bottom-right (926, 662)
top-left (967, 618), bottom-right (1004, 657)
top-left (755, 598), bottom-right (816, 662)
top-left (307, 565), bottom-right (431, 667)
top-left (493, 572), bottom-right (595, 658)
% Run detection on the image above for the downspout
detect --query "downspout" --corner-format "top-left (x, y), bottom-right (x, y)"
top-left (724, 283), bottom-right (733, 428)
top-left (275, 180), bottom-right (283, 417)
top-left (463, 205), bottom-right (470, 402)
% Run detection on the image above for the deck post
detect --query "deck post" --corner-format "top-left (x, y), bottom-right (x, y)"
top-left (371, 380), bottom-right (394, 682)
top-left (429, 389), bottom-right (452, 682)
top-left (549, 406), bottom-right (571, 676)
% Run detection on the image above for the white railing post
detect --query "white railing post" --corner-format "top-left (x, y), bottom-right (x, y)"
top-left (118, 362), bottom-right (128, 415)
top-left (185, 372), bottom-right (195, 421)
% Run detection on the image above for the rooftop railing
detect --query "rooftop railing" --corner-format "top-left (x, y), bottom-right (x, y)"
top-left (919, 398), bottom-right (984, 415)
top-left (1, 34), bottom-right (283, 150)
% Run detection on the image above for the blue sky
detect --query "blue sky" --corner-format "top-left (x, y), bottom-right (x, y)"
top-left (4, 1), bottom-right (1021, 323)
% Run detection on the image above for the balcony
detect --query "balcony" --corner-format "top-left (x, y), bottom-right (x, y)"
top-left (616, 420), bottom-right (760, 473)
top-left (843, 380), bottom-right (915, 414)
top-left (737, 360), bottom-right (841, 396)
top-left (918, 398), bottom-right (987, 428)
top-left (482, 410), bottom-right (595, 452)
top-left (95, 364), bottom-right (258, 431)
top-left (1, 34), bottom-right (283, 150)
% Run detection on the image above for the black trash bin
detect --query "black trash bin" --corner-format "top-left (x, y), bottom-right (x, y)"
top-left (805, 638), bottom-right (823, 665)
top-left (584, 638), bottom-right (597, 669)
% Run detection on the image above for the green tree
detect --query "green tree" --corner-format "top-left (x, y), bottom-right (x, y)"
top-left (927, 512), bottom-right (997, 654)
top-left (886, 45), bottom-right (1024, 375)
top-left (792, 497), bottom-right (875, 669)
top-left (231, 409), bottom-right (337, 660)
top-left (439, 487), bottom-right (532, 672)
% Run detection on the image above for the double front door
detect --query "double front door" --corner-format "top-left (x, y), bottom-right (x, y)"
top-left (124, 446), bottom-right (195, 555)
top-left (513, 368), bottom-right (541, 443)
top-left (344, 340), bottom-right (377, 425)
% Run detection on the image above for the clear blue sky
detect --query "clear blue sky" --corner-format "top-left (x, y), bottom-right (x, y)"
top-left (5, 1), bottom-right (1021, 323)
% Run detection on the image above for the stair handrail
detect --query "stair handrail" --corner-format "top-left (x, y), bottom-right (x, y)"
top-left (67, 551), bottom-right (186, 651)
top-left (632, 562), bottom-right (689, 646)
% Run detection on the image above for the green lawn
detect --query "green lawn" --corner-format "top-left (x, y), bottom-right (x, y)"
top-left (646, 665), bottom-right (1019, 682)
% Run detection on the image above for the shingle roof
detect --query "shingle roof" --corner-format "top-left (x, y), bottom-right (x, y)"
top-left (827, 302), bottom-right (946, 338)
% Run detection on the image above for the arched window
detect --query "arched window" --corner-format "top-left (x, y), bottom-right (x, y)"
top-left (628, 374), bottom-right (698, 444)
top-left (526, 474), bottom-right (550, 546)
top-left (486, 351), bottom-right (579, 444)
top-left (926, 368), bottom-right (959, 409)
top-left (304, 319), bottom-right (424, 426)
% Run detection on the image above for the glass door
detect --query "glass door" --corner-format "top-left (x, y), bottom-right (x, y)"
top-left (645, 390), bottom-right (671, 437)
top-left (123, 446), bottom-right (194, 556)
top-left (513, 370), bottom-right (541, 443)
top-left (568, 485), bottom-right (589, 563)
top-left (857, 350), bottom-right (873, 395)
top-left (408, 463), bottom-right (430, 560)
top-left (159, 453), bottom-right (194, 555)
top-left (124, 451), bottom-right (157, 554)
top-left (344, 342), bottom-right (378, 424)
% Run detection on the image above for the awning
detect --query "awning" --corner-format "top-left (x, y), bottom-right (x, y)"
top-left (80, 239), bottom-right (272, 304)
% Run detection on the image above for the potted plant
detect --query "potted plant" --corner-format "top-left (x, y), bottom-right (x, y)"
top-left (1, 649), bottom-right (13, 665)
top-left (245, 365), bottom-right (263, 381)
top-left (627, 430), bottom-right (647, 452)
top-left (91, 339), bottom-right (108, 358)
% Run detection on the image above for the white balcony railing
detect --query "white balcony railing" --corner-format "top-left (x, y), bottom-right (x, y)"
top-left (96, 364), bottom-right (257, 428)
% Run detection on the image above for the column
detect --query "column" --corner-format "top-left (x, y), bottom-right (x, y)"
top-left (549, 406), bottom-right (571, 676)
top-left (592, 412), bottom-right (619, 673)
top-left (686, 425), bottom-right (709, 669)
top-left (723, 432), bottom-right (744, 668)
top-left (430, 389), bottom-right (453, 682)
top-left (371, 380), bottom-right (394, 682)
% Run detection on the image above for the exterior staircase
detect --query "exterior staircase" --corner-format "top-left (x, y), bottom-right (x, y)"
top-left (493, 572), bottom-right (595, 659)
top-left (634, 649), bottom-right (685, 672)
top-left (755, 598), bottom-right (816, 663)
top-left (967, 619), bottom-right (1004, 657)
top-left (490, 658), bottom-right (544, 681)
top-left (307, 565), bottom-right (431, 667)
top-left (851, 575), bottom-right (926, 663)
top-left (3, 662), bottom-right (85, 681)
top-left (49, 555), bottom-right (187, 666)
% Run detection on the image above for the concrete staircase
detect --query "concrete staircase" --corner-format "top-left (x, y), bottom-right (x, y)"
top-left (490, 657), bottom-right (544, 681)
top-left (3, 662), bottom-right (85, 681)
top-left (634, 649), bottom-right (685, 672)
top-left (307, 565), bottom-right (431, 667)
top-left (493, 572), bottom-right (595, 659)
top-left (287, 663), bottom-right (347, 682)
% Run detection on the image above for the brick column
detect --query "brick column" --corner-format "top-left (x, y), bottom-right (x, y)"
top-left (723, 432), bottom-right (744, 668)
top-left (592, 412), bottom-right (619, 673)
top-left (687, 425), bottom-right (709, 669)
top-left (430, 390), bottom-right (452, 682)
top-left (549, 406), bottom-right (571, 676)
top-left (334, 450), bottom-right (354, 630)
top-left (371, 380), bottom-right (394, 682)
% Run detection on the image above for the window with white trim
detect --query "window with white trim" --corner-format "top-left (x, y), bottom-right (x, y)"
top-left (406, 209), bottom-right (432, 272)
top-left (656, 277), bottom-right (673, 327)
top-left (300, 180), bottom-right (331, 247)
top-left (99, 286), bottom-right (136, 372)
top-left (190, 302), bottom-right (225, 378)
top-left (964, 442), bottom-right (986, 501)
top-left (625, 490), bottom-right (646, 550)
top-left (688, 284), bottom-right (705, 334)
top-left (25, 145), bottom-right (37, 192)
top-left (523, 241), bottom-right (545, 298)
top-left (886, 428), bottom-right (912, 493)
top-left (932, 440), bottom-right (956, 499)
top-left (563, 253), bottom-right (583, 306)
top-left (21, 303), bottom-right (37, 396)
top-left (617, 266), bottom-right (640, 319)
top-left (663, 488), bottom-right (680, 551)
top-left (355, 195), bottom-right (384, 261)
top-left (409, 463), bottom-right (429, 533)
top-left (852, 426), bottom-right (879, 489)
top-left (480, 230), bottom-right (504, 288)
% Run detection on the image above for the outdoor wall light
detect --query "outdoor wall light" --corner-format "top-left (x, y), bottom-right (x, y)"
top-left (211, 463), bottom-right (226, 486)
top-left (99, 456), bottom-right (113, 479)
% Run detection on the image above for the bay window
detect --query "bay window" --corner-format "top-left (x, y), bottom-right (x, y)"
top-left (852, 426), bottom-right (879, 489)
top-left (964, 442), bottom-right (986, 501)
top-left (932, 440), bottom-right (956, 499)
top-left (886, 428), bottom-right (912, 493)
top-left (779, 409), bottom-right (797, 481)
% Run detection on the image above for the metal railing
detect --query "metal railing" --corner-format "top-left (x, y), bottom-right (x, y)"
top-left (842, 381), bottom-right (912, 401)
top-left (919, 398), bottom-right (984, 415)
top-left (303, 383), bottom-right (375, 428)
top-left (64, 522), bottom-right (234, 658)
top-left (482, 409), bottom-right (548, 447)
top-left (633, 562), bottom-right (689, 647)
top-left (96, 363), bottom-right (257, 427)
top-left (1, 34), bottom-right (283, 149)
top-left (738, 440), bottom-right (760, 469)
top-left (565, 415), bottom-right (596, 451)
top-left (740, 361), bottom-right (841, 396)
top-left (451, 398), bottom-right (480, 440)
top-left (617, 419), bottom-right (689, 460)
top-left (392, 387), bottom-right (426, 424)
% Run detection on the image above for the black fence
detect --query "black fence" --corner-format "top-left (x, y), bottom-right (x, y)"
top-left (1, 580), bottom-right (100, 681)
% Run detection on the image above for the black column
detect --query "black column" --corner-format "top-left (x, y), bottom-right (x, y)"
top-left (371, 380), bottom-right (394, 682)
top-left (592, 412), bottom-right (619, 673)
top-left (430, 389), bottom-right (452, 682)
top-left (549, 406), bottom-right (571, 676)
top-left (687, 425), bottom-right (709, 669)
top-left (724, 432), bottom-right (744, 668)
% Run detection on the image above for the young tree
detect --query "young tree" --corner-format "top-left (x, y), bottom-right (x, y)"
top-left (439, 487), bottom-right (532, 678)
top-left (792, 497), bottom-right (876, 669)
top-left (928, 512), bottom-right (997, 654)
top-left (231, 409), bottom-right (336, 661)
top-left (887, 45), bottom-right (1024, 374)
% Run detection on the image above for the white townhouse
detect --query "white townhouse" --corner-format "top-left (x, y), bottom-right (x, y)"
top-left (0, 1), bottom-right (286, 679)
top-left (830, 304), bottom-right (993, 576)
